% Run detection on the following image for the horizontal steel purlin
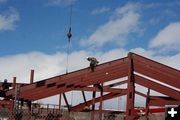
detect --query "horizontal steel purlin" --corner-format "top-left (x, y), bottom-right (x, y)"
top-left (135, 74), bottom-right (180, 100)
top-left (135, 91), bottom-right (180, 106)
top-left (70, 90), bottom-right (127, 111)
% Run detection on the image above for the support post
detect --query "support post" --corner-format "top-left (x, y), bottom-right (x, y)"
top-left (30, 69), bottom-right (34, 84)
top-left (99, 83), bottom-right (103, 120)
top-left (145, 88), bottom-right (150, 120)
top-left (82, 91), bottom-right (87, 106)
top-left (91, 111), bottom-right (95, 120)
top-left (63, 93), bottom-right (70, 112)
top-left (59, 94), bottom-right (61, 113)
top-left (12, 77), bottom-right (16, 113)
top-left (126, 52), bottom-right (135, 120)
top-left (13, 77), bottom-right (16, 89)
top-left (20, 99), bottom-right (24, 108)
top-left (47, 104), bottom-right (49, 112)
top-left (91, 89), bottom-right (96, 120)
top-left (92, 88), bottom-right (96, 111)
top-left (28, 69), bottom-right (34, 114)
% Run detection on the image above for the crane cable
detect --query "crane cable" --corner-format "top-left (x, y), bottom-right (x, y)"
top-left (66, 4), bottom-right (74, 106)
top-left (66, 4), bottom-right (73, 74)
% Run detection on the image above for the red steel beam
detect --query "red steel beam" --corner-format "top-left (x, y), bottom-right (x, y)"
top-left (135, 91), bottom-right (147, 98)
top-left (6, 58), bottom-right (128, 101)
top-left (75, 87), bottom-right (127, 93)
top-left (132, 53), bottom-right (180, 78)
top-left (74, 80), bottom-right (127, 92)
top-left (27, 79), bottom-right (127, 101)
top-left (8, 68), bottom-right (127, 100)
top-left (104, 80), bottom-right (127, 88)
top-left (135, 75), bottom-right (180, 101)
top-left (149, 99), bottom-right (180, 106)
top-left (7, 57), bottom-right (128, 96)
top-left (25, 70), bottom-right (127, 101)
top-left (3, 52), bottom-right (179, 115)
top-left (74, 80), bottom-right (127, 93)
top-left (150, 96), bottom-right (174, 101)
top-left (150, 96), bottom-right (180, 105)
top-left (19, 66), bottom-right (128, 101)
top-left (136, 91), bottom-right (180, 106)
top-left (70, 89), bottom-right (127, 111)
top-left (134, 61), bottom-right (180, 89)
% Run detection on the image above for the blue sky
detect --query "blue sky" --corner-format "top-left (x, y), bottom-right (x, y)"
top-left (0, 0), bottom-right (180, 56)
top-left (0, 0), bottom-right (180, 107)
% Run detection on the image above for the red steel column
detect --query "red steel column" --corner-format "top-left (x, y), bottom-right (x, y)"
top-left (99, 83), bottom-right (103, 120)
top-left (59, 94), bottom-right (61, 113)
top-left (145, 88), bottom-right (150, 120)
top-left (13, 77), bottom-right (16, 89)
top-left (28, 69), bottom-right (34, 117)
top-left (63, 93), bottom-right (70, 112)
top-left (126, 52), bottom-right (135, 120)
top-left (91, 111), bottom-right (95, 120)
top-left (82, 91), bottom-right (87, 106)
top-left (91, 89), bottom-right (96, 120)
top-left (12, 77), bottom-right (16, 110)
top-left (30, 69), bottom-right (34, 84)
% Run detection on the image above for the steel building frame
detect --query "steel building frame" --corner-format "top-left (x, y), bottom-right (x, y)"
top-left (1, 52), bottom-right (180, 120)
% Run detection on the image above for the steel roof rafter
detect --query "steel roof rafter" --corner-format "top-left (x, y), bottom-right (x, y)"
top-left (1, 52), bottom-right (179, 120)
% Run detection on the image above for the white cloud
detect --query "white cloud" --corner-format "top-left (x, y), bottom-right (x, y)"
top-left (149, 22), bottom-right (180, 52)
top-left (130, 47), bottom-right (154, 58)
top-left (0, 51), bottom-right (88, 83)
top-left (0, 7), bottom-right (20, 31)
top-left (91, 7), bottom-right (110, 15)
top-left (152, 52), bottom-right (180, 70)
top-left (46, 0), bottom-right (78, 7)
top-left (80, 3), bottom-right (140, 48)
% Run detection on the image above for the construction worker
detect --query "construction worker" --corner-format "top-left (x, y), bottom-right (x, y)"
top-left (2, 79), bottom-right (10, 91)
top-left (87, 57), bottom-right (99, 72)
